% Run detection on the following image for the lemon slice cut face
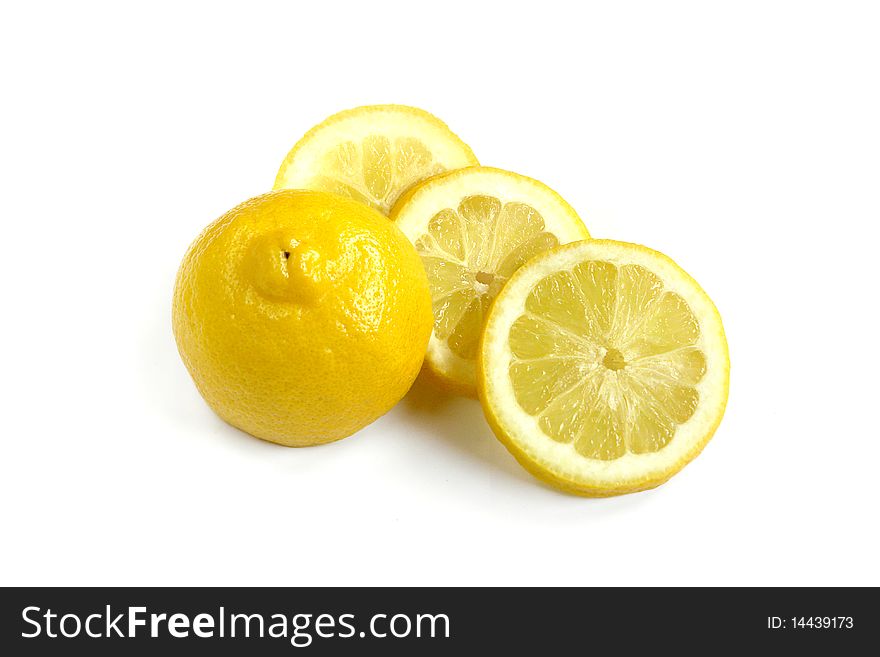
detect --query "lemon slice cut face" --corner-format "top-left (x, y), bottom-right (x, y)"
top-left (392, 167), bottom-right (590, 394)
top-left (274, 105), bottom-right (478, 215)
top-left (478, 240), bottom-right (729, 496)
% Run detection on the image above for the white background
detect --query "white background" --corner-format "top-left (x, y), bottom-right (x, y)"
top-left (2, 1), bottom-right (878, 587)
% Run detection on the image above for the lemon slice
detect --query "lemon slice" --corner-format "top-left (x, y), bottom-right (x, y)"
top-left (478, 240), bottom-right (729, 496)
top-left (274, 105), bottom-right (478, 215)
top-left (392, 167), bottom-right (590, 395)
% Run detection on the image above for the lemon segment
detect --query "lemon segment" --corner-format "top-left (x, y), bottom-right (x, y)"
top-left (478, 240), bottom-right (729, 495)
top-left (391, 167), bottom-right (590, 395)
top-left (274, 105), bottom-right (478, 215)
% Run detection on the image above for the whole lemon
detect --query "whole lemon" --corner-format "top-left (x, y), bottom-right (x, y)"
top-left (173, 190), bottom-right (433, 446)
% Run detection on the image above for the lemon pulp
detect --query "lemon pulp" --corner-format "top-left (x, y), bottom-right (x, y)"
top-left (509, 261), bottom-right (706, 459)
top-left (392, 167), bottom-right (590, 394)
top-left (311, 136), bottom-right (446, 213)
top-left (274, 105), bottom-right (478, 215)
top-left (415, 195), bottom-right (560, 361)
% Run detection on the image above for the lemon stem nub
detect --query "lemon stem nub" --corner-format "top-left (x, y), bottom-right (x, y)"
top-left (603, 348), bottom-right (626, 371)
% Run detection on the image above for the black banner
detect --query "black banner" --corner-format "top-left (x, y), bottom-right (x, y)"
top-left (1, 587), bottom-right (875, 654)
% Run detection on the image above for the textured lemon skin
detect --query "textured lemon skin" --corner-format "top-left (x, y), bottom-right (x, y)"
top-left (477, 240), bottom-right (730, 496)
top-left (173, 190), bottom-right (433, 446)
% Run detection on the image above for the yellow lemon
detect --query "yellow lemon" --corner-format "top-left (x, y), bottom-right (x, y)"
top-left (391, 167), bottom-right (590, 396)
top-left (478, 240), bottom-right (729, 496)
top-left (274, 105), bottom-right (478, 215)
top-left (172, 190), bottom-right (433, 446)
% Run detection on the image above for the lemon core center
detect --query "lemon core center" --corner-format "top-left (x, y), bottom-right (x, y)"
top-left (475, 271), bottom-right (495, 286)
top-left (602, 348), bottom-right (626, 371)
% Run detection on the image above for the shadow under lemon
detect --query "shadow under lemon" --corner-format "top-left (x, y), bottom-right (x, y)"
top-left (397, 369), bottom-right (536, 486)
top-left (399, 372), bottom-right (669, 506)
